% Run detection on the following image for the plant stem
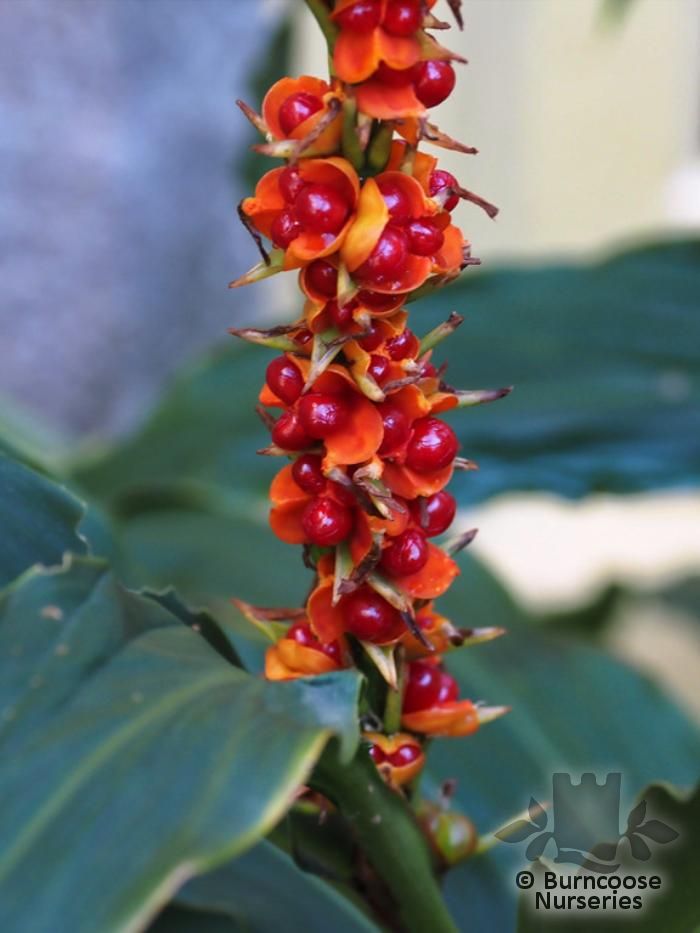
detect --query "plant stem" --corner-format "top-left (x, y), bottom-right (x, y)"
top-left (312, 743), bottom-right (458, 933)
top-left (383, 647), bottom-right (405, 733)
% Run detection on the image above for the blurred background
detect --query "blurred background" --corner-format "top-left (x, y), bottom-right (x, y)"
top-left (1, 1), bottom-right (700, 922)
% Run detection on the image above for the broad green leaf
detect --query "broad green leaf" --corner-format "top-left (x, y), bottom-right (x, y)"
top-left (425, 559), bottom-right (700, 931)
top-left (0, 394), bottom-right (70, 474)
top-left (149, 840), bottom-right (378, 933)
top-left (0, 454), bottom-right (86, 589)
top-left (72, 241), bottom-right (700, 505)
top-left (517, 783), bottom-right (700, 932)
top-left (0, 558), bottom-right (361, 933)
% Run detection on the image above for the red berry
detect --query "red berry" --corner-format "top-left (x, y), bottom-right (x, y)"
top-left (383, 0), bottom-right (422, 37)
top-left (292, 453), bottom-right (326, 494)
top-left (278, 92), bottom-right (323, 136)
top-left (301, 496), bottom-right (353, 546)
top-left (294, 328), bottom-right (313, 348)
top-left (377, 178), bottom-right (413, 224)
top-left (387, 744), bottom-right (422, 767)
top-left (369, 743), bottom-right (386, 764)
top-left (278, 165), bottom-right (306, 203)
top-left (306, 259), bottom-right (338, 298)
top-left (385, 327), bottom-right (419, 361)
top-left (421, 362), bottom-right (437, 377)
top-left (343, 586), bottom-right (405, 643)
top-left (358, 319), bottom-right (384, 351)
top-left (330, 480), bottom-right (356, 507)
top-left (294, 184), bottom-right (350, 234)
top-left (407, 218), bottom-right (445, 256)
top-left (358, 289), bottom-right (405, 312)
top-left (405, 417), bottom-right (459, 472)
top-left (266, 355), bottom-right (304, 405)
top-left (377, 402), bottom-right (411, 455)
top-left (270, 208), bottom-right (302, 248)
top-left (413, 60), bottom-right (456, 108)
top-left (410, 490), bottom-right (456, 536)
top-left (368, 354), bottom-right (390, 385)
top-left (380, 528), bottom-right (429, 576)
top-left (374, 61), bottom-right (414, 87)
top-left (287, 620), bottom-right (342, 662)
top-left (428, 169), bottom-right (460, 211)
top-left (357, 225), bottom-right (409, 283)
top-left (335, 0), bottom-right (382, 32)
top-left (298, 392), bottom-right (351, 437)
top-left (403, 660), bottom-right (458, 712)
top-left (436, 670), bottom-right (459, 704)
top-left (327, 298), bottom-right (358, 331)
top-left (272, 410), bottom-right (312, 451)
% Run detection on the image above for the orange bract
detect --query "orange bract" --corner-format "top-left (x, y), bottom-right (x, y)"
top-left (402, 699), bottom-right (481, 737)
top-left (265, 639), bottom-right (343, 681)
top-left (262, 76), bottom-right (343, 153)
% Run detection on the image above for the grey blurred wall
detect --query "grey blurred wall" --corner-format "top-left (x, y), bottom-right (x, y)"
top-left (1, 0), bottom-right (288, 438)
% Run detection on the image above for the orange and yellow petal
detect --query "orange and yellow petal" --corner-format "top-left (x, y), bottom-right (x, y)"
top-left (308, 578), bottom-right (346, 644)
top-left (323, 394), bottom-right (384, 468)
top-left (396, 543), bottom-right (459, 599)
top-left (401, 700), bottom-right (480, 737)
top-left (341, 178), bottom-right (389, 272)
top-left (382, 461), bottom-right (454, 499)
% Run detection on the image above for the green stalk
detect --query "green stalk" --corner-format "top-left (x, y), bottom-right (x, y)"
top-left (383, 647), bottom-right (405, 733)
top-left (312, 743), bottom-right (458, 933)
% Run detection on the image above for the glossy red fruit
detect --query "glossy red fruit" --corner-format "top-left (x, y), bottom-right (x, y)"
top-left (266, 355), bottom-right (304, 405)
top-left (343, 585), bottom-right (405, 643)
top-left (405, 417), bottom-right (459, 472)
top-left (278, 165), bottom-right (306, 203)
top-left (428, 169), bottom-right (460, 211)
top-left (270, 209), bottom-right (302, 248)
top-left (357, 225), bottom-right (409, 283)
top-left (327, 298), bottom-right (358, 330)
top-left (410, 490), bottom-right (457, 536)
top-left (294, 184), bottom-right (350, 234)
top-left (413, 60), bottom-right (456, 108)
top-left (407, 218), bottom-right (445, 256)
top-left (298, 392), bottom-right (351, 437)
top-left (358, 319), bottom-right (384, 351)
top-left (271, 410), bottom-right (312, 451)
top-left (292, 453), bottom-right (327, 494)
top-left (387, 744), bottom-right (422, 767)
top-left (306, 259), bottom-right (338, 298)
top-left (287, 620), bottom-right (342, 662)
top-left (294, 328), bottom-right (313, 348)
top-left (301, 496), bottom-right (353, 546)
top-left (278, 92), bottom-right (323, 136)
top-left (380, 528), bottom-right (429, 576)
top-left (383, 0), bottom-right (422, 37)
top-left (377, 402), bottom-right (411, 455)
top-left (369, 743), bottom-right (386, 764)
top-left (330, 480), bottom-right (357, 507)
top-left (335, 0), bottom-right (382, 32)
top-left (403, 660), bottom-right (458, 713)
top-left (377, 178), bottom-right (413, 224)
top-left (367, 353), bottom-right (390, 385)
top-left (385, 327), bottom-right (419, 361)
top-left (357, 289), bottom-right (405, 312)
top-left (374, 61), bottom-right (414, 87)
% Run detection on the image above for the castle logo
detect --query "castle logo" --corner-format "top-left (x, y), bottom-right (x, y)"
top-left (496, 773), bottom-right (678, 872)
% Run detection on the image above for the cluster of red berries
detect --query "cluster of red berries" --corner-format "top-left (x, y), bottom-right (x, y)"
top-left (233, 0), bottom-right (507, 789)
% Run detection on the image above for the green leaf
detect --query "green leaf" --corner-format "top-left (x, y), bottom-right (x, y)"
top-left (71, 241), bottom-right (700, 506)
top-left (424, 558), bottom-right (700, 931)
top-left (0, 454), bottom-right (87, 589)
top-left (0, 558), bottom-right (361, 933)
top-left (517, 783), bottom-right (700, 932)
top-left (149, 840), bottom-right (378, 933)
